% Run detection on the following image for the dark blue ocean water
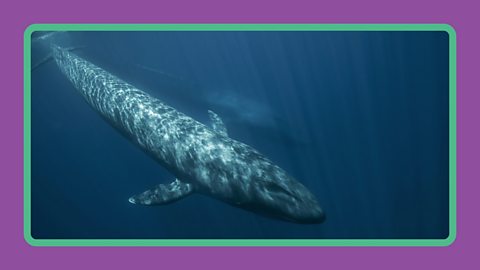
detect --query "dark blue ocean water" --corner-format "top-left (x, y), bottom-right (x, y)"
top-left (31, 31), bottom-right (449, 239)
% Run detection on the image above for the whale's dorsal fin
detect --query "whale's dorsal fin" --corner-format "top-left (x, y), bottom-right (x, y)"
top-left (128, 179), bottom-right (193, 205)
top-left (208, 110), bottom-right (228, 136)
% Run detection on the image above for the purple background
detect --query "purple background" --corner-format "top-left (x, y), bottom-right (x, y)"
top-left (0, 0), bottom-right (477, 269)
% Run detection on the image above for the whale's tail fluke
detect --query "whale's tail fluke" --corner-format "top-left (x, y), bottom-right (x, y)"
top-left (128, 179), bottom-right (194, 205)
top-left (31, 31), bottom-right (83, 71)
top-left (32, 31), bottom-right (66, 44)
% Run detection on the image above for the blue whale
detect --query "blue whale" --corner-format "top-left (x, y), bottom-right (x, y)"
top-left (51, 45), bottom-right (325, 224)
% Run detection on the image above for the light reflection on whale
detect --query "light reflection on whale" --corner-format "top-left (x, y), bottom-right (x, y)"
top-left (52, 45), bottom-right (325, 224)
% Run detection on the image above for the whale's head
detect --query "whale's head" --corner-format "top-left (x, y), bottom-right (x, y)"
top-left (196, 136), bottom-right (325, 224)
top-left (239, 158), bottom-right (326, 224)
top-left (255, 174), bottom-right (325, 224)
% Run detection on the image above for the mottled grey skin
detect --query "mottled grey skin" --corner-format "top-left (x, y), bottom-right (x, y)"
top-left (52, 46), bottom-right (325, 224)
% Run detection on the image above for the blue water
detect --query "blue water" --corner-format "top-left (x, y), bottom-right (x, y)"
top-left (31, 31), bottom-right (449, 239)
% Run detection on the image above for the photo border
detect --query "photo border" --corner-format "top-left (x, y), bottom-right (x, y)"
top-left (23, 23), bottom-right (457, 247)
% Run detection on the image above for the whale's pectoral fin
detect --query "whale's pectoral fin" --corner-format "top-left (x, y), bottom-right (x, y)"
top-left (128, 179), bottom-right (193, 205)
top-left (208, 110), bottom-right (228, 136)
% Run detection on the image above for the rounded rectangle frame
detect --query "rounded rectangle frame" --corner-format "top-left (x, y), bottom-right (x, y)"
top-left (24, 23), bottom-right (457, 247)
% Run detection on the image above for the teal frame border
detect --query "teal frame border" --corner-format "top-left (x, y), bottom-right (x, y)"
top-left (23, 24), bottom-right (457, 247)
